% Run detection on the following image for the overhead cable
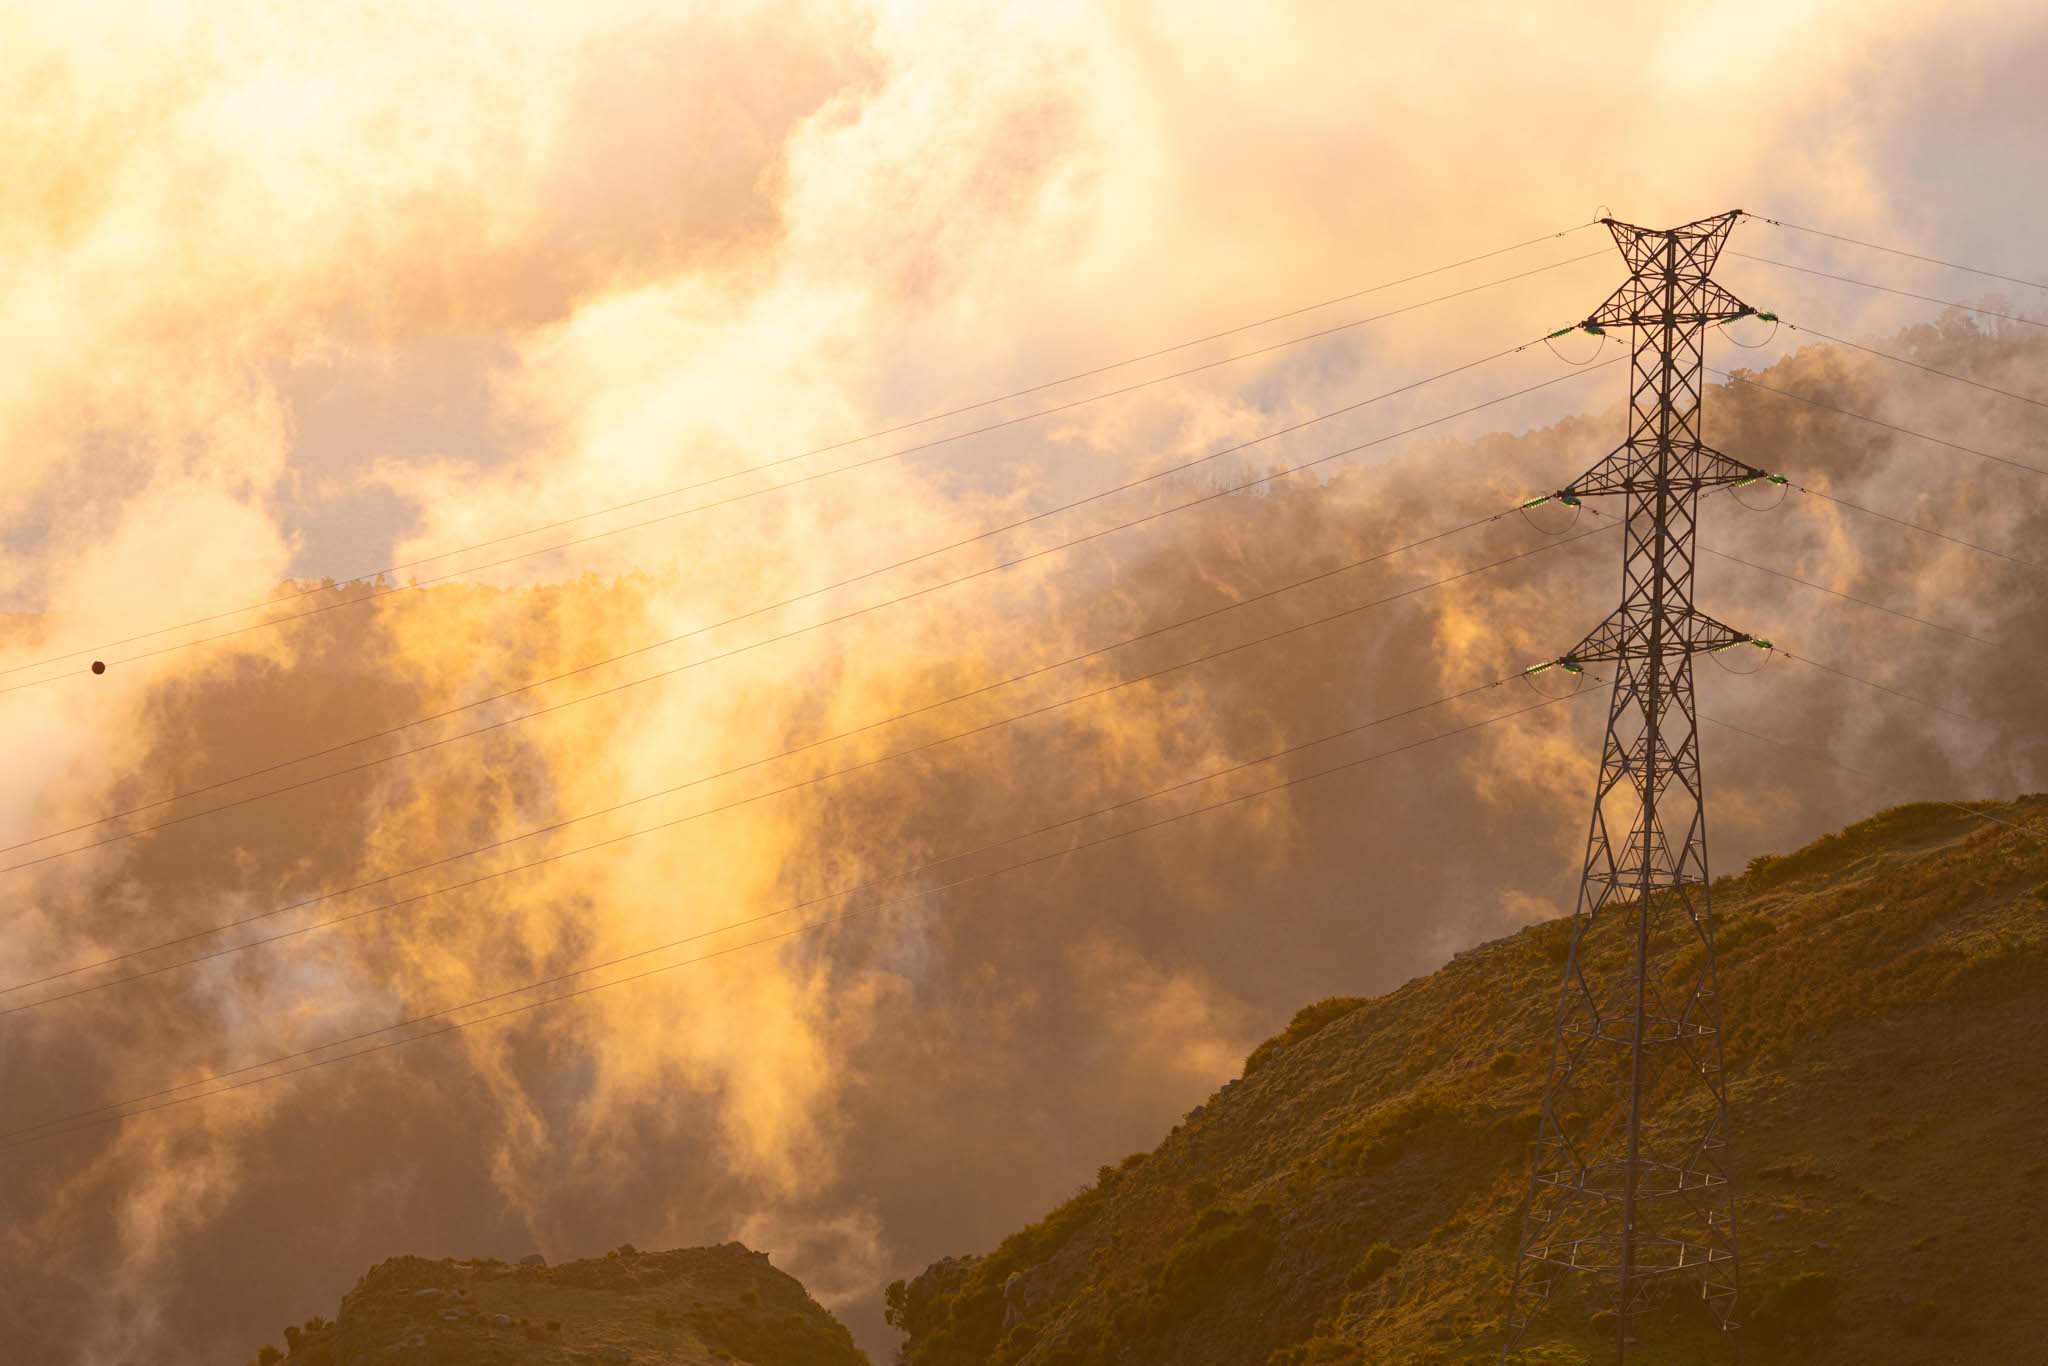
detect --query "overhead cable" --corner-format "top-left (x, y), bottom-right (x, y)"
top-left (1781, 322), bottom-right (2048, 412)
top-left (1577, 502), bottom-right (2004, 648)
top-left (1703, 713), bottom-right (2047, 844)
top-left (1727, 251), bottom-right (2048, 331)
top-left (1739, 213), bottom-right (2048, 294)
top-left (1777, 651), bottom-right (1995, 728)
top-left (3, 234), bottom-right (1608, 688)
top-left (1, 358), bottom-right (1620, 867)
top-left (0, 682), bottom-right (1599, 1149)
top-left (0, 522), bottom-right (1617, 1009)
top-left (1789, 484), bottom-right (2046, 578)
top-left (1710, 366), bottom-right (2048, 480)
top-left (1699, 543), bottom-right (2002, 649)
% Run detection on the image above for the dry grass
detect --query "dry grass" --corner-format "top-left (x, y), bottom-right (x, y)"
top-left (242, 1242), bottom-right (867, 1366)
top-left (892, 796), bottom-right (2048, 1365)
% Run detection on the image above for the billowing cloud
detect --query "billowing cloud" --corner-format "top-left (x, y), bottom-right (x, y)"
top-left (1, 4), bottom-right (2045, 1363)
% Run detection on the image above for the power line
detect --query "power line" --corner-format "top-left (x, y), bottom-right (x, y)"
top-left (1726, 251), bottom-right (2048, 331)
top-left (2, 239), bottom-right (1609, 689)
top-left (1740, 213), bottom-right (2048, 294)
top-left (0, 682), bottom-right (1600, 1149)
top-left (1699, 542), bottom-right (2002, 648)
top-left (1696, 278), bottom-right (2048, 562)
top-left (1503, 209), bottom-right (1752, 1352)
top-left (1781, 322), bottom-right (2048, 412)
top-left (2, 358), bottom-right (1620, 870)
top-left (1790, 484), bottom-right (2047, 578)
top-left (1581, 502), bottom-right (2005, 647)
top-left (1777, 650), bottom-right (1994, 728)
top-left (2, 222), bottom-right (1598, 683)
top-left (6, 345), bottom-right (1579, 858)
top-left (1712, 366), bottom-right (2048, 479)
top-left (1701, 713), bottom-right (2048, 844)
top-left (1, 522), bottom-right (1617, 1010)
top-left (1, 503), bottom-right (1560, 988)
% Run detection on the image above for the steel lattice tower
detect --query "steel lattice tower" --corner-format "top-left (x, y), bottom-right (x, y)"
top-left (1501, 211), bottom-right (1773, 1362)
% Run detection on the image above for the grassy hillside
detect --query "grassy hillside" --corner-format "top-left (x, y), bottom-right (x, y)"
top-left (238, 1242), bottom-right (868, 1366)
top-left (886, 798), bottom-right (2048, 1364)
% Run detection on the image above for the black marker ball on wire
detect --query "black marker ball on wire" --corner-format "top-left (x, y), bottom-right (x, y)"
top-left (91, 660), bottom-right (106, 675)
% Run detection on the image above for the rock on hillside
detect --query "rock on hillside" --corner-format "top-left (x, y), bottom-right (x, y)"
top-left (240, 1241), bottom-right (868, 1366)
top-left (887, 798), bottom-right (2048, 1365)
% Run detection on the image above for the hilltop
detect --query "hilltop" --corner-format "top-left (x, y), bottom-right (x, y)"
top-left (236, 1241), bottom-right (868, 1366)
top-left (886, 798), bottom-right (2048, 1364)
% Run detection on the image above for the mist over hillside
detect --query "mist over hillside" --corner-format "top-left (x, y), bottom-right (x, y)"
top-left (6, 4), bottom-right (2048, 1362)
top-left (3, 315), bottom-right (2043, 1362)
top-left (887, 798), bottom-right (2048, 1364)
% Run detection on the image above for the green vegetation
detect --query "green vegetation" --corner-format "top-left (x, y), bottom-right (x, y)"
top-left (1748, 1271), bottom-right (1839, 1350)
top-left (1740, 802), bottom-right (1955, 890)
top-left (885, 1161), bottom-right (1132, 1364)
top-left (238, 1243), bottom-right (865, 1365)
top-left (1243, 996), bottom-right (1369, 1076)
top-left (1138, 1202), bottom-right (1275, 1332)
top-left (1319, 1090), bottom-right (1459, 1173)
top-left (892, 795), bottom-right (2048, 1364)
top-left (230, 798), bottom-right (2048, 1365)
top-left (688, 1300), bottom-right (867, 1364)
top-left (1670, 911), bottom-right (1774, 979)
top-left (1345, 1242), bottom-right (1400, 1290)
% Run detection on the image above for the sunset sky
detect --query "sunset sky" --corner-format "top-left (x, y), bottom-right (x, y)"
top-left (3, 3), bottom-right (2045, 1360)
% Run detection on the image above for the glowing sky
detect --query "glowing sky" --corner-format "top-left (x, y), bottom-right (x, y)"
top-left (2, 3), bottom-right (2044, 1360)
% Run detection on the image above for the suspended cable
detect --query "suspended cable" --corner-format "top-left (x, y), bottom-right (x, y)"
top-left (1715, 315), bottom-right (1780, 350)
top-left (1725, 252), bottom-right (2048, 331)
top-left (3, 236), bottom-right (1608, 688)
top-left (1702, 713), bottom-right (2048, 844)
top-left (1, 357), bottom-right (1621, 868)
top-left (1, 521), bottom-right (1617, 1009)
top-left (1699, 543), bottom-right (2002, 648)
top-left (1710, 365), bottom-right (2048, 479)
top-left (1789, 484), bottom-right (2046, 578)
top-left (1776, 651), bottom-right (1994, 728)
top-left (1704, 639), bottom-right (1773, 677)
top-left (1739, 213), bottom-right (2048, 295)
top-left (1695, 285), bottom-right (2048, 563)
top-left (1577, 473), bottom-right (2016, 711)
top-left (0, 682), bottom-right (1600, 1149)
top-left (1727, 475), bottom-right (1789, 513)
top-left (1579, 500), bottom-right (2003, 647)
top-left (1781, 322), bottom-right (2048, 411)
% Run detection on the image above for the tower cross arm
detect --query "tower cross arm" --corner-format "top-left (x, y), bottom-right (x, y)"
top-left (1583, 209), bottom-right (1758, 329)
top-left (1554, 606), bottom-right (1760, 669)
top-left (1503, 210), bottom-right (1757, 1361)
top-left (1554, 443), bottom-right (1772, 500)
top-left (1586, 278), bottom-right (1755, 330)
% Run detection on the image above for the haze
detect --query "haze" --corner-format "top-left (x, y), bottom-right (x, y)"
top-left (2, 3), bottom-right (2044, 1360)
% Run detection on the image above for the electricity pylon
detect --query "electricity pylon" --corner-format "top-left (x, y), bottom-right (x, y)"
top-left (1501, 211), bottom-right (1778, 1362)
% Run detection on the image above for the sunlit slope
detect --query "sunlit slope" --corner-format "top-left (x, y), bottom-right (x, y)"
top-left (888, 799), bottom-right (2048, 1365)
top-left (238, 1242), bottom-right (868, 1366)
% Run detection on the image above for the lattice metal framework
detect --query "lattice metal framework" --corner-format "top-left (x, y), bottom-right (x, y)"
top-left (1501, 212), bottom-right (1768, 1362)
